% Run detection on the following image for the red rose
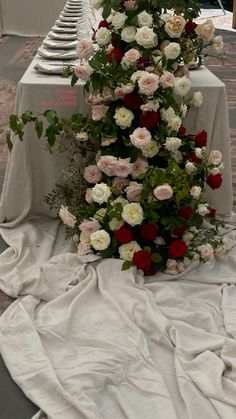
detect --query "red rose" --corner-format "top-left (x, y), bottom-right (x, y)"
top-left (132, 250), bottom-right (152, 271)
top-left (194, 130), bottom-right (207, 148)
top-left (144, 264), bottom-right (156, 276)
top-left (185, 21), bottom-right (198, 33)
top-left (123, 91), bottom-right (142, 110)
top-left (206, 173), bottom-right (223, 189)
top-left (140, 111), bottom-right (160, 129)
top-left (173, 224), bottom-right (187, 236)
top-left (140, 223), bottom-right (158, 241)
top-left (168, 240), bottom-right (188, 259)
top-left (98, 20), bottom-right (109, 29)
top-left (137, 57), bottom-right (150, 67)
top-left (108, 47), bottom-right (123, 64)
top-left (209, 208), bottom-right (216, 218)
top-left (115, 226), bottom-right (134, 244)
top-left (178, 207), bottom-right (193, 219)
top-left (178, 126), bottom-right (186, 137)
top-left (189, 151), bottom-right (202, 165)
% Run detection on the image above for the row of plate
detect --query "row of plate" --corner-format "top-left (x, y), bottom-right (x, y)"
top-left (35, 0), bottom-right (83, 74)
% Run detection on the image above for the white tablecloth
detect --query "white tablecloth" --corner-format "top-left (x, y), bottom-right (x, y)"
top-left (0, 0), bottom-right (67, 36)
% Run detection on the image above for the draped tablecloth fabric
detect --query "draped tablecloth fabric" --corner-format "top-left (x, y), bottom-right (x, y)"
top-left (0, 38), bottom-right (236, 419)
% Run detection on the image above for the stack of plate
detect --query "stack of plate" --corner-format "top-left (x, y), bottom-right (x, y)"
top-left (35, 0), bottom-right (83, 74)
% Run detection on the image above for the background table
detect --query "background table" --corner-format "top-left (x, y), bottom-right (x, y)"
top-left (0, 59), bottom-right (232, 224)
top-left (0, 0), bottom-right (67, 36)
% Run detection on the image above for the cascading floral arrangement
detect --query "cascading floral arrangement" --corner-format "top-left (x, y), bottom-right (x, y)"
top-left (9, 0), bottom-right (228, 276)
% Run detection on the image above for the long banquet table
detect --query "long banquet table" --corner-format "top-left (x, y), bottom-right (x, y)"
top-left (0, 58), bottom-right (233, 225)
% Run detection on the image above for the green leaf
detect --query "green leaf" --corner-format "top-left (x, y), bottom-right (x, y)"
top-left (44, 110), bottom-right (57, 125)
top-left (21, 111), bottom-right (36, 124)
top-left (102, 3), bottom-right (111, 19)
top-left (6, 131), bottom-right (13, 151)
top-left (35, 120), bottom-right (43, 138)
top-left (122, 261), bottom-right (133, 271)
top-left (151, 253), bottom-right (163, 263)
top-left (71, 73), bottom-right (78, 87)
top-left (9, 114), bottom-right (18, 133)
top-left (45, 126), bottom-right (57, 147)
top-left (144, 246), bottom-right (151, 253)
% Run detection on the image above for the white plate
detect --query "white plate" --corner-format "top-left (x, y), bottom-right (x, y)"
top-left (48, 31), bottom-right (77, 40)
top-left (51, 25), bottom-right (77, 33)
top-left (43, 38), bottom-right (77, 49)
top-left (55, 20), bottom-right (77, 27)
top-left (59, 14), bottom-right (80, 21)
top-left (38, 46), bottom-right (77, 60)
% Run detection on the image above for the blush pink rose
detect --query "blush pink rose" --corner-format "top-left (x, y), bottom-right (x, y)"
top-left (208, 150), bottom-right (222, 166)
top-left (115, 83), bottom-right (135, 99)
top-left (79, 219), bottom-right (101, 236)
top-left (154, 184), bottom-right (173, 200)
top-left (77, 242), bottom-right (91, 256)
top-left (160, 71), bottom-right (175, 88)
top-left (83, 165), bottom-right (102, 184)
top-left (97, 155), bottom-right (117, 176)
top-left (74, 64), bottom-right (92, 81)
top-left (114, 158), bottom-right (133, 178)
top-left (124, 48), bottom-right (141, 64)
top-left (124, 0), bottom-right (136, 10)
top-left (138, 73), bottom-right (159, 96)
top-left (125, 182), bottom-right (143, 202)
top-left (76, 39), bottom-right (94, 59)
top-left (86, 95), bottom-right (104, 106)
top-left (85, 188), bottom-right (93, 203)
top-left (102, 86), bottom-right (113, 101)
top-left (132, 158), bottom-right (149, 178)
top-left (130, 127), bottom-right (152, 149)
top-left (112, 177), bottom-right (129, 190)
top-left (91, 105), bottom-right (109, 121)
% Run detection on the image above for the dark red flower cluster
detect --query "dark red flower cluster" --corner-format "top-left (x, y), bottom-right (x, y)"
top-left (178, 126), bottom-right (186, 137)
top-left (189, 151), bottom-right (202, 165)
top-left (115, 226), bottom-right (133, 244)
top-left (185, 21), bottom-right (198, 33)
top-left (168, 240), bottom-right (188, 259)
top-left (123, 91), bottom-right (143, 110)
top-left (140, 223), bottom-right (158, 241)
top-left (108, 47), bottom-right (123, 64)
top-left (132, 250), bottom-right (152, 272)
top-left (98, 20), bottom-right (109, 29)
top-left (173, 225), bottom-right (187, 237)
top-left (195, 130), bottom-right (207, 148)
top-left (178, 207), bottom-right (193, 219)
top-left (140, 111), bottom-right (160, 129)
top-left (206, 173), bottom-right (222, 189)
top-left (209, 208), bottom-right (216, 218)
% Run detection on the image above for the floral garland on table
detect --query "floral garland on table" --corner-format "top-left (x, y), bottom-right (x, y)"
top-left (9, 0), bottom-right (229, 276)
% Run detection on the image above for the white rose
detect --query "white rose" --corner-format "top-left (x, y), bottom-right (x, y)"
top-left (135, 26), bottom-right (158, 49)
top-left (90, 230), bottom-right (110, 251)
top-left (154, 236), bottom-right (165, 246)
top-left (161, 106), bottom-right (176, 123)
top-left (195, 19), bottom-right (215, 40)
top-left (182, 231), bottom-right (194, 244)
top-left (142, 141), bottom-right (159, 158)
top-left (160, 13), bottom-right (172, 23)
top-left (91, 0), bottom-right (103, 9)
top-left (131, 70), bottom-right (147, 83)
top-left (59, 206), bottom-right (76, 228)
top-left (75, 132), bottom-right (88, 142)
top-left (185, 161), bottom-right (196, 175)
top-left (95, 208), bottom-right (106, 221)
top-left (111, 12), bottom-right (127, 30)
top-left (165, 137), bottom-right (182, 152)
top-left (114, 197), bottom-right (129, 206)
top-left (95, 28), bottom-right (112, 46)
top-left (121, 26), bottom-right (136, 43)
top-left (109, 218), bottom-right (124, 231)
top-left (190, 186), bottom-right (202, 198)
top-left (208, 150), bottom-right (222, 166)
top-left (91, 183), bottom-right (111, 204)
top-left (192, 91), bottom-right (203, 107)
top-left (165, 15), bottom-right (186, 38)
top-left (197, 243), bottom-right (214, 261)
top-left (122, 203), bottom-right (144, 226)
top-left (174, 76), bottom-right (192, 97)
top-left (137, 11), bottom-right (153, 27)
top-left (163, 42), bottom-right (181, 60)
top-left (196, 204), bottom-right (209, 216)
top-left (195, 147), bottom-right (205, 159)
top-left (180, 103), bottom-right (187, 118)
top-left (154, 184), bottom-right (173, 200)
top-left (119, 241), bottom-right (141, 261)
top-left (140, 100), bottom-right (159, 112)
top-left (168, 116), bottom-right (182, 132)
top-left (212, 35), bottom-right (223, 52)
top-left (114, 107), bottom-right (134, 129)
top-left (166, 259), bottom-right (178, 269)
